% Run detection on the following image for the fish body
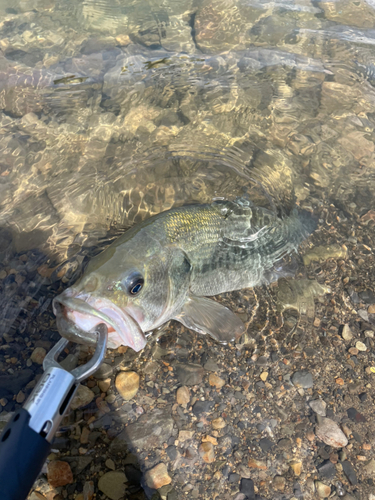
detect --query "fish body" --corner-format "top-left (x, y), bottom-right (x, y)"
top-left (53, 198), bottom-right (316, 350)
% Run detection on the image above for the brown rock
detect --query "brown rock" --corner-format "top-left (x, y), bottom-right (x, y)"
top-left (144, 463), bottom-right (171, 489)
top-left (208, 373), bottom-right (225, 388)
top-left (202, 435), bottom-right (218, 445)
top-left (80, 427), bottom-right (90, 444)
top-left (176, 386), bottom-right (190, 406)
top-left (115, 371), bottom-right (139, 400)
top-left (199, 441), bottom-right (215, 463)
top-left (31, 347), bottom-right (46, 365)
top-left (98, 378), bottom-right (111, 392)
top-left (47, 460), bottom-right (73, 487)
top-left (212, 417), bottom-right (226, 429)
top-left (70, 385), bottom-right (95, 410)
top-left (248, 458), bottom-right (267, 470)
top-left (83, 481), bottom-right (94, 500)
top-left (289, 460), bottom-right (302, 476)
top-left (368, 305), bottom-right (375, 314)
top-left (273, 475), bottom-right (286, 492)
top-left (335, 378), bottom-right (344, 385)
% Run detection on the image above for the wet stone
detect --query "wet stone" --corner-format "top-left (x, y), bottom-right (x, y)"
top-left (309, 399), bottom-right (327, 416)
top-left (192, 400), bottom-right (214, 416)
top-left (47, 460), bottom-right (73, 487)
top-left (240, 478), bottom-right (255, 499)
top-left (115, 371), bottom-right (139, 400)
top-left (259, 437), bottom-right (274, 452)
top-left (364, 458), bottom-right (375, 475)
top-left (315, 481), bottom-right (331, 498)
top-left (145, 463), bottom-right (171, 489)
top-left (0, 369), bottom-right (33, 399)
top-left (289, 460), bottom-right (302, 476)
top-left (347, 407), bottom-right (366, 422)
top-left (229, 473), bottom-right (240, 483)
top-left (176, 386), bottom-right (190, 406)
top-left (273, 475), bottom-right (286, 492)
top-left (199, 441), bottom-right (215, 463)
top-left (359, 392), bottom-right (368, 403)
top-left (175, 363), bottom-right (204, 386)
top-left (315, 417), bottom-right (348, 448)
top-left (356, 341), bottom-right (367, 351)
top-left (317, 460), bottom-right (336, 479)
top-left (166, 445), bottom-right (178, 460)
top-left (110, 407), bottom-right (173, 453)
top-left (98, 471), bottom-right (127, 500)
top-left (93, 363), bottom-right (113, 380)
top-left (291, 370), bottom-right (314, 388)
top-left (203, 359), bottom-right (220, 371)
top-left (70, 385), bottom-right (95, 410)
top-left (342, 324), bottom-right (353, 341)
top-left (30, 347), bottom-right (46, 365)
top-left (342, 461), bottom-right (358, 485)
top-left (212, 417), bottom-right (226, 429)
top-left (208, 373), bottom-right (225, 388)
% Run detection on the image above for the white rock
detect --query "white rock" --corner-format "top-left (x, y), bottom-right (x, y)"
top-left (315, 417), bottom-right (348, 448)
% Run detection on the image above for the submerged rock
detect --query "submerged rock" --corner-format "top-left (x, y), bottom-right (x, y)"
top-left (315, 417), bottom-right (348, 448)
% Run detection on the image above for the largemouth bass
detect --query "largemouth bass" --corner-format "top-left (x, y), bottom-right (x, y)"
top-left (53, 198), bottom-right (316, 350)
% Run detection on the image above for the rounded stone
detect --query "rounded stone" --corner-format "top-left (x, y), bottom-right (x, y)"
top-left (315, 481), bottom-right (331, 498)
top-left (70, 385), bottom-right (95, 410)
top-left (47, 460), bottom-right (73, 487)
top-left (356, 341), bottom-right (367, 352)
top-left (291, 370), bottom-right (313, 388)
top-left (208, 373), bottom-right (225, 388)
top-left (176, 386), bottom-right (190, 406)
top-left (98, 471), bottom-right (127, 500)
top-left (93, 362), bottom-right (114, 380)
top-left (98, 378), bottom-right (111, 392)
top-left (342, 324), bottom-right (353, 341)
top-left (115, 371), bottom-right (140, 400)
top-left (273, 475), bottom-right (286, 492)
top-left (30, 347), bottom-right (47, 365)
top-left (145, 463), bottom-right (172, 489)
top-left (212, 417), bottom-right (226, 429)
top-left (315, 417), bottom-right (348, 448)
top-left (199, 441), bottom-right (215, 463)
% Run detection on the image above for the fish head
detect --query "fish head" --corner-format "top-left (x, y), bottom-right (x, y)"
top-left (53, 230), bottom-right (192, 351)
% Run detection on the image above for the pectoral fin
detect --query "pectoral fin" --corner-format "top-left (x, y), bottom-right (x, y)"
top-left (175, 295), bottom-right (245, 343)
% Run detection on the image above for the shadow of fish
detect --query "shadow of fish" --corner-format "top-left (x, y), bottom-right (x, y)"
top-left (53, 197), bottom-right (317, 350)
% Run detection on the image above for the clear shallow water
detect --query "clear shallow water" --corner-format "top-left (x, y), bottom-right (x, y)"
top-left (0, 0), bottom-right (375, 498)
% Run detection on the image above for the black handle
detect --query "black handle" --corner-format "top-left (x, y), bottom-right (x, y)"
top-left (0, 408), bottom-right (51, 500)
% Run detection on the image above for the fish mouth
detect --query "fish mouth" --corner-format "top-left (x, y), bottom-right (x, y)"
top-left (53, 293), bottom-right (147, 352)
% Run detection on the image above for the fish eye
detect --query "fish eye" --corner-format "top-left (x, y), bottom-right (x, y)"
top-left (124, 272), bottom-right (144, 296)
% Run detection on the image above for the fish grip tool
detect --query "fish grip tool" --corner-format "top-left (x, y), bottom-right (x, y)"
top-left (0, 324), bottom-right (108, 500)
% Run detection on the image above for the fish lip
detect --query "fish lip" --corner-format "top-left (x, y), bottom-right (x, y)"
top-left (53, 294), bottom-right (146, 351)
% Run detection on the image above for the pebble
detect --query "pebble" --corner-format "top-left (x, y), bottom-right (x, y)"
top-left (192, 400), bottom-right (214, 416)
top-left (115, 371), bottom-right (139, 400)
top-left (30, 347), bottom-right (46, 365)
top-left (315, 481), bottom-right (331, 498)
top-left (291, 370), bottom-right (313, 388)
top-left (16, 391), bottom-right (25, 403)
top-left (98, 471), bottom-right (127, 500)
top-left (364, 458), bottom-right (375, 475)
top-left (179, 430), bottom-right (195, 442)
top-left (145, 463), bottom-right (171, 489)
top-left (94, 363), bottom-right (113, 380)
top-left (105, 458), bottom-right (116, 470)
top-left (98, 378), bottom-right (111, 392)
top-left (47, 460), bottom-right (73, 487)
top-left (356, 341), bottom-right (367, 351)
top-left (315, 417), bottom-right (348, 447)
top-left (110, 407), bottom-right (173, 453)
top-left (342, 324), bottom-right (353, 341)
top-left (317, 460), bottom-right (336, 479)
top-left (342, 461), bottom-right (357, 485)
top-left (309, 399), bottom-right (327, 416)
top-left (273, 475), bottom-right (286, 492)
top-left (347, 407), bottom-right (366, 422)
top-left (260, 371), bottom-right (268, 381)
top-left (203, 359), bottom-right (220, 371)
top-left (199, 442), bottom-right (215, 463)
top-left (365, 330), bottom-right (375, 338)
top-left (176, 386), bottom-right (190, 405)
top-left (83, 481), bottom-right (94, 500)
top-left (80, 427), bottom-right (90, 444)
top-left (259, 437), bottom-right (274, 452)
top-left (175, 363), bottom-right (204, 386)
top-left (289, 460), bottom-right (302, 476)
top-left (70, 385), bottom-right (95, 410)
top-left (240, 478), bottom-right (255, 499)
top-left (336, 377), bottom-right (345, 385)
top-left (248, 458), bottom-right (267, 470)
top-left (212, 417), bottom-right (226, 429)
top-left (369, 305), bottom-right (375, 314)
top-left (208, 373), bottom-right (225, 388)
